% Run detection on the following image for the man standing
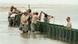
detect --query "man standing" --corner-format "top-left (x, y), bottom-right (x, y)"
top-left (66, 17), bottom-right (72, 30)
top-left (20, 12), bottom-right (29, 33)
top-left (26, 9), bottom-right (32, 31)
top-left (31, 12), bottom-right (39, 32)
top-left (66, 17), bottom-right (72, 42)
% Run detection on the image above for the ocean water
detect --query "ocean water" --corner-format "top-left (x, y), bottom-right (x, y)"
top-left (0, 11), bottom-right (68, 44)
top-left (0, 5), bottom-right (76, 44)
top-left (0, 4), bottom-right (78, 29)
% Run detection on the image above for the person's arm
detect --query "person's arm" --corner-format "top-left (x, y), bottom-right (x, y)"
top-left (41, 11), bottom-right (47, 15)
top-left (39, 11), bottom-right (43, 20)
top-left (42, 11), bottom-right (48, 18)
top-left (8, 12), bottom-right (12, 18)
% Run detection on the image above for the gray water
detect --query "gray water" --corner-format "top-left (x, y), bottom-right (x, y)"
top-left (0, 5), bottom-right (78, 44)
top-left (0, 12), bottom-right (68, 44)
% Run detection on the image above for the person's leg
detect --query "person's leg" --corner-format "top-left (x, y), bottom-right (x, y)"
top-left (17, 20), bottom-right (20, 27)
top-left (28, 23), bottom-right (31, 31)
top-left (9, 20), bottom-right (12, 26)
top-left (19, 24), bottom-right (24, 31)
top-left (8, 18), bottom-right (11, 26)
top-left (11, 19), bottom-right (14, 26)
top-left (13, 18), bottom-right (15, 27)
top-left (23, 24), bottom-right (28, 33)
top-left (34, 23), bottom-right (37, 31)
top-left (31, 23), bottom-right (35, 32)
top-left (17, 15), bottom-right (20, 27)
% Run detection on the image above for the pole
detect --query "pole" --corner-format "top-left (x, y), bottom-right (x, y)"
top-left (28, 4), bottom-right (30, 9)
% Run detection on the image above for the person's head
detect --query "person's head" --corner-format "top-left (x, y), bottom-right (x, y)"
top-left (12, 7), bottom-right (17, 13)
top-left (44, 14), bottom-right (48, 18)
top-left (33, 12), bottom-right (38, 15)
top-left (66, 17), bottom-right (71, 22)
top-left (27, 9), bottom-right (31, 13)
top-left (23, 12), bottom-right (28, 16)
top-left (10, 6), bottom-right (15, 12)
top-left (51, 16), bottom-right (54, 18)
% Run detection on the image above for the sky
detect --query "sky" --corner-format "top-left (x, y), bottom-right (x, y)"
top-left (0, 0), bottom-right (78, 5)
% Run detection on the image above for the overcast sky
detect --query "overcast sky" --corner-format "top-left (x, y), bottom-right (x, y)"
top-left (0, 0), bottom-right (78, 5)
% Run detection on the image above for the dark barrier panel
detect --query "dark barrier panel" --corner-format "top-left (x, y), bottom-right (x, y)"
top-left (38, 22), bottom-right (78, 44)
top-left (39, 22), bottom-right (49, 34)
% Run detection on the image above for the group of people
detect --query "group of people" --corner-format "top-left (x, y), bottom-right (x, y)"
top-left (8, 6), bottom-right (22, 27)
top-left (8, 6), bottom-right (72, 33)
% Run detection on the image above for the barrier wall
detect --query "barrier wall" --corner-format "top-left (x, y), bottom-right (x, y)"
top-left (39, 22), bottom-right (78, 44)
